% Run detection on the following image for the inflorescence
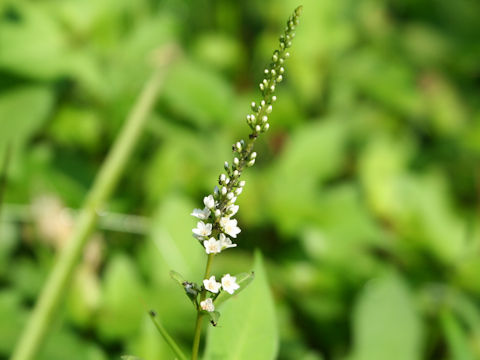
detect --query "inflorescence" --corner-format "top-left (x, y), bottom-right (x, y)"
top-left (188, 6), bottom-right (303, 315)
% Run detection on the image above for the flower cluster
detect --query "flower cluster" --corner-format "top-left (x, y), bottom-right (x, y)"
top-left (187, 5), bottom-right (302, 319)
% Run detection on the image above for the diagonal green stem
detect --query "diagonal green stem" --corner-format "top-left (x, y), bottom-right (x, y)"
top-left (10, 45), bottom-right (178, 360)
top-left (191, 253), bottom-right (215, 360)
top-left (149, 311), bottom-right (187, 360)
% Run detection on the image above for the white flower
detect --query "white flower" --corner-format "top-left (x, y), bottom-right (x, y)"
top-left (203, 237), bottom-right (222, 254)
top-left (219, 233), bottom-right (237, 250)
top-left (221, 274), bottom-right (240, 294)
top-left (191, 207), bottom-right (211, 220)
top-left (204, 195), bottom-right (215, 209)
top-left (203, 276), bottom-right (221, 293)
top-left (226, 204), bottom-right (239, 216)
top-left (220, 217), bottom-right (241, 238)
top-left (200, 298), bottom-right (215, 312)
top-left (192, 221), bottom-right (212, 239)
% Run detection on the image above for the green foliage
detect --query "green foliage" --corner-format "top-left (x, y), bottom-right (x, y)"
top-left (351, 272), bottom-right (423, 360)
top-left (204, 252), bottom-right (278, 360)
top-left (1, 0), bottom-right (480, 359)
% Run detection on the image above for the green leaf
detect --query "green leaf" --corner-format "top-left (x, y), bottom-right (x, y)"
top-left (440, 311), bottom-right (476, 360)
top-left (203, 251), bottom-right (278, 360)
top-left (205, 311), bottom-right (221, 327)
top-left (214, 272), bottom-right (255, 307)
top-left (169, 270), bottom-right (186, 286)
top-left (97, 254), bottom-right (144, 340)
top-left (351, 272), bottom-right (423, 360)
top-left (121, 356), bottom-right (143, 360)
top-left (0, 85), bottom-right (54, 148)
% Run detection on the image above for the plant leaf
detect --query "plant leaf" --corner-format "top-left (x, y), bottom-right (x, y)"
top-left (203, 251), bottom-right (278, 360)
top-left (350, 272), bottom-right (423, 360)
top-left (169, 270), bottom-right (186, 286)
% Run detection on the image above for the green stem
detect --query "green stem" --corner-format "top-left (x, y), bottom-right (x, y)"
top-left (149, 311), bottom-right (187, 360)
top-left (10, 45), bottom-right (178, 360)
top-left (191, 253), bottom-right (215, 360)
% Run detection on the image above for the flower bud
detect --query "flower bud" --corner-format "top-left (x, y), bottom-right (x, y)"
top-left (233, 170), bottom-right (239, 177)
top-left (227, 192), bottom-right (234, 200)
top-left (251, 152), bottom-right (257, 159)
top-left (239, 180), bottom-right (246, 187)
top-left (255, 125), bottom-right (261, 132)
top-left (266, 105), bottom-right (273, 114)
top-left (233, 157), bottom-right (239, 166)
top-left (222, 187), bottom-right (227, 195)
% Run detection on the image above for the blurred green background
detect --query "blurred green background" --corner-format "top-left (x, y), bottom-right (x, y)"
top-left (1, 0), bottom-right (480, 359)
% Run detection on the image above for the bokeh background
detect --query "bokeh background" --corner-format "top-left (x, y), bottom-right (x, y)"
top-left (1, 0), bottom-right (480, 359)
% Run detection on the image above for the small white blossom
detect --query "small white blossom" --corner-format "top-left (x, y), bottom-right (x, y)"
top-left (229, 196), bottom-right (237, 204)
top-left (227, 192), bottom-right (234, 200)
top-left (203, 276), bottom-right (221, 293)
top-left (251, 152), bottom-right (257, 159)
top-left (192, 221), bottom-right (212, 239)
top-left (227, 204), bottom-right (239, 216)
top-left (221, 187), bottom-right (227, 195)
top-left (220, 217), bottom-right (241, 238)
top-left (214, 209), bottom-right (221, 217)
top-left (204, 195), bottom-right (215, 209)
top-left (191, 207), bottom-right (211, 220)
top-left (203, 237), bottom-right (222, 254)
top-left (255, 125), bottom-right (261, 132)
top-left (235, 188), bottom-right (243, 196)
top-left (234, 157), bottom-right (240, 166)
top-left (200, 298), bottom-right (215, 312)
top-left (220, 233), bottom-right (237, 250)
top-left (239, 180), bottom-right (246, 187)
top-left (221, 274), bottom-right (240, 294)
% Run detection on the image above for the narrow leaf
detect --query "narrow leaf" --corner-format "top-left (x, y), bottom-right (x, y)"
top-left (148, 310), bottom-right (187, 360)
top-left (169, 270), bottom-right (186, 286)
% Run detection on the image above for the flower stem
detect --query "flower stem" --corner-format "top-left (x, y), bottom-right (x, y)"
top-left (149, 311), bottom-right (187, 360)
top-left (191, 253), bottom-right (215, 360)
top-left (10, 45), bottom-right (179, 360)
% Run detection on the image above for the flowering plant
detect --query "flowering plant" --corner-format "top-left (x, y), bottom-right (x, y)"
top-left (151, 6), bottom-right (302, 360)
